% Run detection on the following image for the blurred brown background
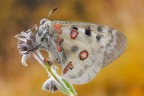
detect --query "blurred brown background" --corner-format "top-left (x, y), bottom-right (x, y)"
top-left (0, 0), bottom-right (144, 96)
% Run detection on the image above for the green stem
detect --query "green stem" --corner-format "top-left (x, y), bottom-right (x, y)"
top-left (45, 62), bottom-right (77, 96)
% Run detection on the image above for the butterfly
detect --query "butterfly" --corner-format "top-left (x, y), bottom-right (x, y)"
top-left (16, 8), bottom-right (127, 85)
top-left (34, 19), bottom-right (127, 85)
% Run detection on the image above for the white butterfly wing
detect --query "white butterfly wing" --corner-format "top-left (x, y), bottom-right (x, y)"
top-left (51, 21), bottom-right (127, 84)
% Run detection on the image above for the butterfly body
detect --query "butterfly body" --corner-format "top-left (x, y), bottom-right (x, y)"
top-left (34, 18), bottom-right (127, 84)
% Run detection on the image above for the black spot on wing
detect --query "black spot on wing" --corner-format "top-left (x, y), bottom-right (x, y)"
top-left (85, 27), bottom-right (91, 36)
top-left (97, 26), bottom-right (103, 32)
top-left (108, 27), bottom-right (114, 33)
top-left (71, 45), bottom-right (78, 53)
top-left (96, 35), bottom-right (101, 41)
top-left (72, 26), bottom-right (78, 30)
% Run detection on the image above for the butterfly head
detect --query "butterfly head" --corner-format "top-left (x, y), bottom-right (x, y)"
top-left (36, 18), bottom-right (52, 41)
top-left (36, 8), bottom-right (58, 43)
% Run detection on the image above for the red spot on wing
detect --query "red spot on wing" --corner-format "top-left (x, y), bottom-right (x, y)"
top-left (70, 29), bottom-right (79, 39)
top-left (68, 62), bottom-right (74, 70)
top-left (56, 44), bottom-right (63, 52)
top-left (63, 66), bottom-right (69, 74)
top-left (58, 37), bottom-right (64, 44)
top-left (79, 50), bottom-right (89, 60)
top-left (53, 23), bottom-right (62, 35)
top-left (53, 23), bottom-right (61, 30)
top-left (57, 30), bottom-right (62, 35)
top-left (63, 62), bottom-right (74, 74)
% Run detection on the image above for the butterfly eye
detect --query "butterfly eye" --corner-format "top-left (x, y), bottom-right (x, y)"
top-left (40, 19), bottom-right (47, 25)
top-left (26, 29), bottom-right (31, 33)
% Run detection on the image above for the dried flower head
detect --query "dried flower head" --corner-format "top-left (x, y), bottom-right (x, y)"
top-left (15, 19), bottom-right (77, 96)
top-left (15, 29), bottom-right (42, 66)
top-left (42, 77), bottom-right (58, 92)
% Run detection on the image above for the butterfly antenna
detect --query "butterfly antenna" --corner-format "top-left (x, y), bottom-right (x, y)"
top-left (48, 8), bottom-right (57, 18)
top-left (47, 0), bottom-right (64, 18)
